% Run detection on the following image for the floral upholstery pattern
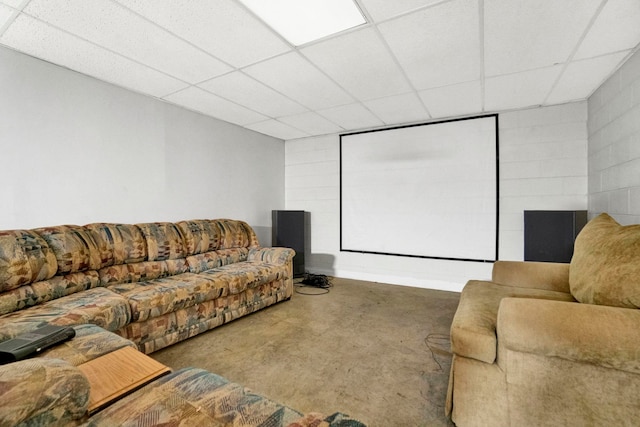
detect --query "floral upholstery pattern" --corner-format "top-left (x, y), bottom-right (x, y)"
top-left (85, 223), bottom-right (147, 266)
top-left (34, 225), bottom-right (102, 274)
top-left (0, 358), bottom-right (90, 427)
top-left (0, 229), bottom-right (58, 292)
top-left (0, 287), bottom-right (131, 340)
top-left (38, 323), bottom-right (136, 366)
top-left (136, 222), bottom-right (186, 261)
top-left (84, 368), bottom-right (365, 427)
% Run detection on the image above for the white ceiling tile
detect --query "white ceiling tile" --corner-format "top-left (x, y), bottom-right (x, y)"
top-left (24, 0), bottom-right (231, 84)
top-left (0, 0), bottom-right (22, 8)
top-left (0, 4), bottom-right (14, 26)
top-left (318, 103), bottom-right (384, 130)
top-left (164, 86), bottom-right (267, 126)
top-left (485, 66), bottom-right (562, 111)
top-left (115, 0), bottom-right (291, 68)
top-left (419, 80), bottom-right (482, 119)
top-left (243, 52), bottom-right (354, 110)
top-left (301, 27), bottom-right (412, 101)
top-left (484, 0), bottom-right (602, 76)
top-left (363, 92), bottom-right (429, 125)
top-left (378, 0), bottom-right (481, 90)
top-left (198, 72), bottom-right (307, 118)
top-left (0, 14), bottom-right (187, 97)
top-left (574, 0), bottom-right (640, 60)
top-left (246, 120), bottom-right (309, 140)
top-left (547, 52), bottom-right (630, 104)
top-left (279, 111), bottom-right (343, 136)
top-left (359, 0), bottom-right (444, 22)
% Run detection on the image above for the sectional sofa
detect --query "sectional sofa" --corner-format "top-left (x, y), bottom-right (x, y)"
top-left (0, 218), bottom-right (366, 425)
top-left (446, 213), bottom-right (640, 426)
top-left (0, 218), bottom-right (294, 353)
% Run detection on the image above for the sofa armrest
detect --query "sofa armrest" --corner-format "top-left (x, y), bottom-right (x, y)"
top-left (248, 247), bottom-right (296, 265)
top-left (492, 261), bottom-right (570, 293)
top-left (497, 298), bottom-right (640, 375)
top-left (0, 358), bottom-right (90, 425)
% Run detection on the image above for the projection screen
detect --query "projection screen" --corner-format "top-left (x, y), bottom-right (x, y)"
top-left (340, 115), bottom-right (499, 262)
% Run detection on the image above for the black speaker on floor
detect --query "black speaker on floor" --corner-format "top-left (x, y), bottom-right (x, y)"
top-left (524, 210), bottom-right (588, 263)
top-left (272, 210), bottom-right (305, 278)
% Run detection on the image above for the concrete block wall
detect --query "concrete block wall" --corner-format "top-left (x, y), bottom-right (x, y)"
top-left (285, 102), bottom-right (588, 291)
top-left (588, 49), bottom-right (640, 225)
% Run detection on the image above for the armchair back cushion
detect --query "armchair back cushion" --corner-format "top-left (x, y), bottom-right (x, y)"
top-left (570, 213), bottom-right (640, 308)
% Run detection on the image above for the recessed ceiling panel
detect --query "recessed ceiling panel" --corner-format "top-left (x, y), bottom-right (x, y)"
top-left (24, 0), bottom-right (231, 84)
top-left (0, 4), bottom-right (14, 26)
top-left (318, 103), bottom-right (384, 130)
top-left (239, 0), bottom-right (365, 46)
top-left (485, 0), bottom-right (601, 76)
top-left (198, 72), bottom-right (307, 118)
top-left (0, 0), bottom-right (22, 8)
top-left (302, 27), bottom-right (412, 101)
top-left (363, 93), bottom-right (429, 125)
top-left (378, 0), bottom-right (481, 90)
top-left (547, 52), bottom-right (630, 104)
top-left (279, 111), bottom-right (343, 136)
top-left (419, 80), bottom-right (482, 119)
top-left (115, 0), bottom-right (291, 67)
top-left (574, 0), bottom-right (640, 60)
top-left (243, 52), bottom-right (353, 110)
top-left (0, 14), bottom-right (188, 97)
top-left (164, 86), bottom-right (267, 126)
top-left (485, 66), bottom-right (562, 111)
top-left (246, 119), bottom-right (309, 140)
top-left (359, 0), bottom-right (445, 22)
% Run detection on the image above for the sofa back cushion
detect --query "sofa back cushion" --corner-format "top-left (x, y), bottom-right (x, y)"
top-left (177, 220), bottom-right (221, 256)
top-left (85, 223), bottom-right (147, 266)
top-left (570, 213), bottom-right (640, 308)
top-left (136, 223), bottom-right (186, 261)
top-left (34, 225), bottom-right (102, 275)
top-left (0, 230), bottom-right (58, 292)
top-left (216, 219), bottom-right (252, 250)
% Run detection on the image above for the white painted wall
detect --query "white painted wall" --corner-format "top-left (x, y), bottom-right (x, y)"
top-left (285, 102), bottom-right (588, 291)
top-left (0, 46), bottom-right (284, 245)
top-left (588, 49), bottom-right (640, 225)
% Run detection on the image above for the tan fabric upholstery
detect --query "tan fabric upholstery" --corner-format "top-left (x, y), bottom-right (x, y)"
top-left (491, 260), bottom-right (570, 293)
top-left (450, 280), bottom-right (574, 364)
top-left (570, 213), bottom-right (640, 308)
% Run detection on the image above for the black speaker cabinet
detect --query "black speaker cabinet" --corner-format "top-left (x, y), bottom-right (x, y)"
top-left (524, 210), bottom-right (588, 263)
top-left (272, 210), bottom-right (305, 278)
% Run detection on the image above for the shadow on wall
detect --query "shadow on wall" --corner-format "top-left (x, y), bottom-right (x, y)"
top-left (307, 253), bottom-right (336, 276)
top-left (253, 226), bottom-right (271, 247)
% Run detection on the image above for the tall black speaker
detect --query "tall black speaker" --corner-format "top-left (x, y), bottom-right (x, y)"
top-left (524, 210), bottom-right (588, 263)
top-left (272, 210), bottom-right (305, 277)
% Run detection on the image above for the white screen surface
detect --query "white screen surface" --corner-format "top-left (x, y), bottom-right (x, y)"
top-left (340, 115), bottom-right (498, 262)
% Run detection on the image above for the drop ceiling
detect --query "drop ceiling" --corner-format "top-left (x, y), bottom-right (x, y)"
top-left (0, 0), bottom-right (639, 140)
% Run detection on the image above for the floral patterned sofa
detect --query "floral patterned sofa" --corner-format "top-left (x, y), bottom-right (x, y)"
top-left (0, 218), bottom-right (294, 354)
top-left (0, 218), bottom-right (365, 426)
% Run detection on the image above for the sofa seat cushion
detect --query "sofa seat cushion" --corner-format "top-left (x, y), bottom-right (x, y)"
top-left (451, 280), bottom-right (575, 364)
top-left (0, 287), bottom-right (131, 340)
top-left (84, 368), bottom-right (306, 426)
top-left (0, 271), bottom-right (101, 316)
top-left (38, 324), bottom-right (136, 366)
top-left (198, 261), bottom-right (287, 295)
top-left (108, 273), bottom-right (230, 322)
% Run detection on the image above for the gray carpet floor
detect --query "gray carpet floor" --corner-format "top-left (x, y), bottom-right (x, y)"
top-left (151, 277), bottom-right (460, 427)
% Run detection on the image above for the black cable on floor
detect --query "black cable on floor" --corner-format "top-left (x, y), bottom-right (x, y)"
top-left (294, 273), bottom-right (333, 295)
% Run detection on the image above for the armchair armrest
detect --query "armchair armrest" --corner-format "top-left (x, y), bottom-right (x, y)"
top-left (248, 247), bottom-right (296, 265)
top-left (497, 298), bottom-right (640, 374)
top-left (0, 357), bottom-right (90, 425)
top-left (492, 261), bottom-right (570, 293)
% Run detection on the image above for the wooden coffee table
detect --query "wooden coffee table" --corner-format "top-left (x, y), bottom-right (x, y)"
top-left (78, 346), bottom-right (171, 415)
